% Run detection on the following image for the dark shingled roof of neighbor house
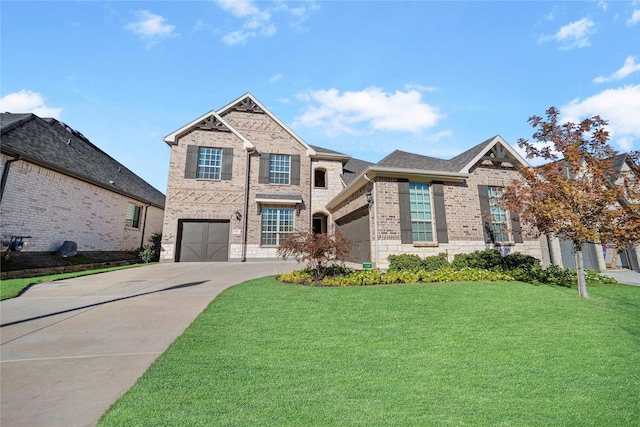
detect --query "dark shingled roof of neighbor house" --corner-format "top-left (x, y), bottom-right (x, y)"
top-left (0, 113), bottom-right (165, 208)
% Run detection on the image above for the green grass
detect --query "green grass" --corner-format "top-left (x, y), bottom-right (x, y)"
top-left (100, 279), bottom-right (640, 426)
top-left (0, 264), bottom-right (145, 300)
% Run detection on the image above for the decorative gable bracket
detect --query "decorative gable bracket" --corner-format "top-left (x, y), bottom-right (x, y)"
top-left (480, 142), bottom-right (521, 166)
top-left (196, 116), bottom-right (231, 132)
top-left (230, 97), bottom-right (265, 114)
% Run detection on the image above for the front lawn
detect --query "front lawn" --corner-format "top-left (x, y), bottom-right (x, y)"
top-left (100, 278), bottom-right (640, 426)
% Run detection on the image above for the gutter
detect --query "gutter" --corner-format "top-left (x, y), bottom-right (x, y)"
top-left (327, 166), bottom-right (469, 211)
top-left (241, 147), bottom-right (255, 262)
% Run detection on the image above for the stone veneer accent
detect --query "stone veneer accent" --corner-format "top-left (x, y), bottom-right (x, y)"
top-left (1, 153), bottom-right (164, 252)
top-left (310, 159), bottom-right (347, 234)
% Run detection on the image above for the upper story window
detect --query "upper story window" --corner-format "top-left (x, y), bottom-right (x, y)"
top-left (125, 203), bottom-right (142, 229)
top-left (488, 186), bottom-right (510, 243)
top-left (409, 182), bottom-right (434, 242)
top-left (184, 145), bottom-right (233, 180)
top-left (198, 147), bottom-right (222, 179)
top-left (314, 169), bottom-right (327, 188)
top-left (259, 153), bottom-right (301, 186)
top-left (269, 154), bottom-right (291, 185)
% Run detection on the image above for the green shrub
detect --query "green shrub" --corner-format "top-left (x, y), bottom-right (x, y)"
top-left (585, 270), bottom-right (618, 285)
top-left (137, 246), bottom-right (155, 263)
top-left (388, 254), bottom-right (424, 272)
top-left (388, 253), bottom-right (449, 272)
top-left (502, 252), bottom-right (541, 271)
top-left (423, 253), bottom-right (450, 271)
top-left (451, 249), bottom-right (503, 270)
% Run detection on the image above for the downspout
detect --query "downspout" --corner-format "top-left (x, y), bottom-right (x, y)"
top-left (309, 158), bottom-right (313, 232)
top-left (364, 174), bottom-right (379, 268)
top-left (139, 203), bottom-right (151, 249)
top-left (241, 149), bottom-right (253, 262)
top-left (0, 155), bottom-right (22, 204)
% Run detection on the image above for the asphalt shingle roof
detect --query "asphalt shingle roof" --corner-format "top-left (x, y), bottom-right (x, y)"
top-left (308, 144), bottom-right (349, 156)
top-left (1, 113), bottom-right (165, 208)
top-left (341, 157), bottom-right (374, 186)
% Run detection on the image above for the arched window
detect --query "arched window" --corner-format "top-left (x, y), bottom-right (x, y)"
top-left (314, 169), bottom-right (327, 188)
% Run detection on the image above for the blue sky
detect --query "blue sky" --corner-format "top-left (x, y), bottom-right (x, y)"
top-left (2, 1), bottom-right (639, 194)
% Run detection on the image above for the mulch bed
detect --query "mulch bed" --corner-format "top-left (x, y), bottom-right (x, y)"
top-left (1, 251), bottom-right (141, 279)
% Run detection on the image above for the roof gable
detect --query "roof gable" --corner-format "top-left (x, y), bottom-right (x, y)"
top-left (1, 113), bottom-right (165, 207)
top-left (217, 93), bottom-right (315, 156)
top-left (163, 110), bottom-right (254, 150)
top-left (451, 135), bottom-right (529, 173)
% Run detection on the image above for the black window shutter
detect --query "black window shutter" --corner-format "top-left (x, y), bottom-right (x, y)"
top-left (398, 180), bottom-right (413, 244)
top-left (511, 211), bottom-right (524, 243)
top-left (478, 185), bottom-right (493, 243)
top-left (259, 154), bottom-right (270, 184)
top-left (185, 145), bottom-right (199, 179)
top-left (432, 182), bottom-right (449, 243)
top-left (221, 148), bottom-right (233, 180)
top-left (290, 155), bottom-right (301, 186)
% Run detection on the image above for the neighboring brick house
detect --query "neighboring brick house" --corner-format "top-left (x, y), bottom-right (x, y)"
top-left (544, 153), bottom-right (640, 272)
top-left (161, 93), bottom-right (542, 267)
top-left (1, 113), bottom-right (165, 253)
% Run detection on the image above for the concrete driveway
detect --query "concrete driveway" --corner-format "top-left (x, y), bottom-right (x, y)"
top-left (0, 261), bottom-right (297, 427)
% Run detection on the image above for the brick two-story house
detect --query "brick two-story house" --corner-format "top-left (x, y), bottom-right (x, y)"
top-left (161, 93), bottom-right (542, 267)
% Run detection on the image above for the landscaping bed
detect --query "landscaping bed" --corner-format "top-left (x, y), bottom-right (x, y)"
top-left (0, 251), bottom-right (140, 280)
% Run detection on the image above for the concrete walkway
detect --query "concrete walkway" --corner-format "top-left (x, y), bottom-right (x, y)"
top-left (602, 269), bottom-right (640, 286)
top-left (0, 261), bottom-right (297, 427)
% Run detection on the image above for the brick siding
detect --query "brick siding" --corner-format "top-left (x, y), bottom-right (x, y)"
top-left (1, 154), bottom-right (164, 252)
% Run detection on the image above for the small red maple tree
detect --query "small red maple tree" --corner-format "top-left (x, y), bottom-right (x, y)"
top-left (277, 231), bottom-right (352, 279)
top-left (503, 107), bottom-right (640, 298)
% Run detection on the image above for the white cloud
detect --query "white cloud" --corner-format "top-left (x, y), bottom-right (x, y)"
top-left (125, 10), bottom-right (176, 45)
top-left (539, 17), bottom-right (595, 49)
top-left (268, 73), bottom-right (282, 83)
top-left (0, 90), bottom-right (62, 118)
top-left (598, 1), bottom-right (608, 11)
top-left (215, 0), bottom-right (318, 45)
top-left (627, 10), bottom-right (640, 25)
top-left (404, 83), bottom-right (438, 93)
top-left (294, 87), bottom-right (444, 136)
top-left (561, 84), bottom-right (640, 152)
top-left (594, 56), bottom-right (640, 83)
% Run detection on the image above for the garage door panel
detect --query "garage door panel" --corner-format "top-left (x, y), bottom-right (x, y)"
top-left (179, 244), bottom-right (203, 262)
top-left (336, 207), bottom-right (371, 264)
top-left (207, 244), bottom-right (228, 262)
top-left (178, 221), bottom-right (229, 262)
top-left (181, 223), bottom-right (205, 243)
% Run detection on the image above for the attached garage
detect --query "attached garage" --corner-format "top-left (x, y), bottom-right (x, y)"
top-left (176, 220), bottom-right (230, 262)
top-left (336, 207), bottom-right (371, 264)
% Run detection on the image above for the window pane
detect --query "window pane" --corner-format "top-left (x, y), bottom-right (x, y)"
top-left (409, 183), bottom-right (433, 242)
top-left (125, 203), bottom-right (141, 229)
top-left (269, 154), bottom-right (291, 185)
top-left (198, 147), bottom-right (222, 179)
top-left (488, 186), bottom-right (510, 242)
top-left (261, 208), bottom-right (295, 245)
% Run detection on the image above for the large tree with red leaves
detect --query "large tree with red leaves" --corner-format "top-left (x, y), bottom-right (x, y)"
top-left (503, 107), bottom-right (640, 298)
